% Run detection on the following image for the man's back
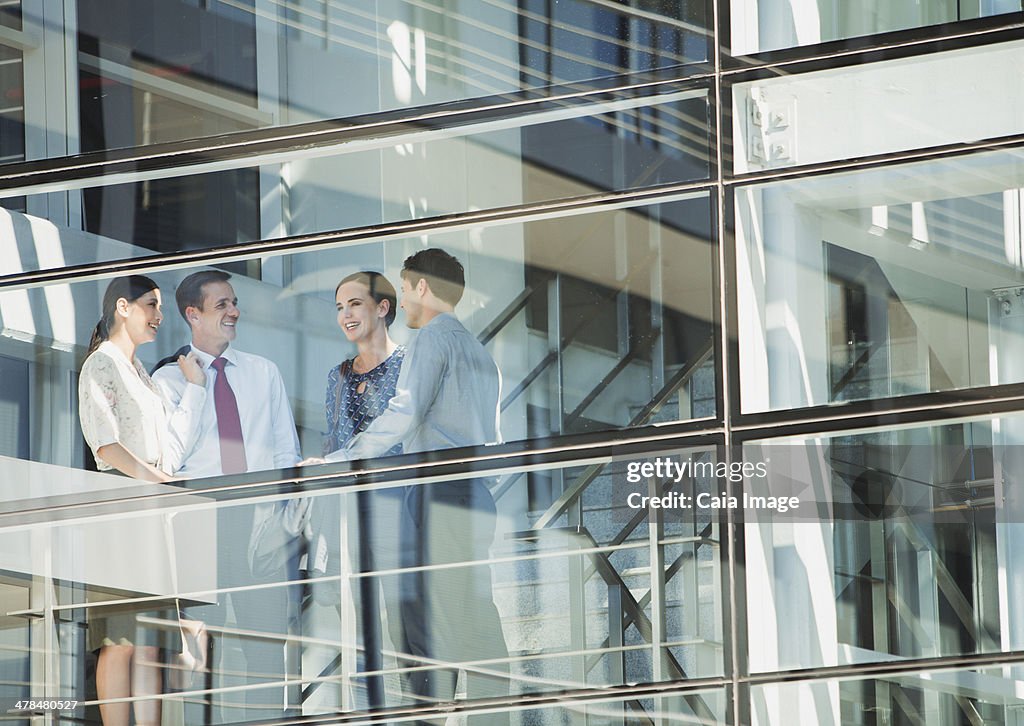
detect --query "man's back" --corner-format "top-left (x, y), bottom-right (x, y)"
top-left (338, 312), bottom-right (500, 462)
top-left (407, 312), bottom-right (499, 453)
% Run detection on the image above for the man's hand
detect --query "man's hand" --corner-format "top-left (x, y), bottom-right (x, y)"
top-left (178, 352), bottom-right (207, 387)
top-left (299, 457), bottom-right (325, 466)
top-left (282, 498), bottom-right (312, 535)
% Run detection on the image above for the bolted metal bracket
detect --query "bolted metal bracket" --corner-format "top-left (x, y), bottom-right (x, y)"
top-left (746, 88), bottom-right (796, 167)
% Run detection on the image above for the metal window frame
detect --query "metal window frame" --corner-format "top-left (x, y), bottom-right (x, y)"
top-left (8, 2), bottom-right (1024, 723)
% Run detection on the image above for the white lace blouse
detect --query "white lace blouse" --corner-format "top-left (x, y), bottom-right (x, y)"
top-left (78, 341), bottom-right (206, 475)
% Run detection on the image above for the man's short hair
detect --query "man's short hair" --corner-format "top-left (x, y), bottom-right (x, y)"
top-left (176, 270), bottom-right (232, 321)
top-left (401, 248), bottom-right (465, 306)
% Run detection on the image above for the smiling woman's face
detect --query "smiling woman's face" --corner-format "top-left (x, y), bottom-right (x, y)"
top-left (121, 288), bottom-right (163, 346)
top-left (336, 280), bottom-right (386, 343)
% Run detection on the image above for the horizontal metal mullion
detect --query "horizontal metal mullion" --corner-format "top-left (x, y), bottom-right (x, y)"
top-left (741, 648), bottom-right (1024, 687)
top-left (721, 13), bottom-right (1024, 78)
top-left (0, 421), bottom-right (725, 528)
top-left (723, 132), bottom-right (1024, 189)
top-left (220, 648), bottom-right (1024, 726)
top-left (0, 71), bottom-right (713, 194)
top-left (0, 181), bottom-right (715, 290)
top-left (729, 382), bottom-right (1024, 443)
top-left (235, 675), bottom-right (731, 726)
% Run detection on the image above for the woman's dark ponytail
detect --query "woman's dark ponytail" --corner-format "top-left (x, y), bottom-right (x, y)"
top-left (84, 275), bottom-right (160, 359)
top-left (86, 318), bottom-right (109, 358)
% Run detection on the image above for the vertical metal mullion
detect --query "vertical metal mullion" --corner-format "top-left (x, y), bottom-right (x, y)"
top-left (649, 206), bottom-right (666, 398)
top-left (607, 584), bottom-right (626, 725)
top-left (0, 0), bottom-right (72, 225)
top-left (60, 0), bottom-right (79, 230)
top-left (568, 532), bottom-right (588, 726)
top-left (871, 519), bottom-right (891, 720)
top-left (713, 0), bottom-right (748, 720)
top-left (613, 98), bottom-right (630, 387)
top-left (648, 475), bottom-right (669, 726)
top-left (255, 0), bottom-right (293, 290)
top-left (548, 274), bottom-right (565, 436)
top-left (337, 489), bottom-right (357, 711)
top-left (551, 273), bottom-right (588, 722)
top-left (321, 0), bottom-right (329, 51)
top-left (544, 0), bottom-right (553, 90)
top-left (29, 527), bottom-right (57, 726)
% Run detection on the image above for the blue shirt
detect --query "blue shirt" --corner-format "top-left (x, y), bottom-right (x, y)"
top-left (324, 313), bottom-right (501, 461)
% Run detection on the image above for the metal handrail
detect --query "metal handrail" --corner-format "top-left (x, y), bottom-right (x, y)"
top-left (490, 337), bottom-right (711, 504)
top-left (569, 525), bottom-right (717, 723)
top-left (831, 335), bottom-right (887, 400)
top-left (564, 329), bottom-right (661, 427)
top-left (477, 285), bottom-right (539, 346)
top-left (531, 338), bottom-right (714, 529)
top-left (585, 525), bottom-right (718, 675)
top-left (831, 457), bottom-right (999, 654)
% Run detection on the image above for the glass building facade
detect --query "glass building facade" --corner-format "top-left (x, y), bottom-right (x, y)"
top-left (0, 0), bottom-right (1023, 723)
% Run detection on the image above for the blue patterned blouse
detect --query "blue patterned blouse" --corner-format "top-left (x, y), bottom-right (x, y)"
top-left (323, 346), bottom-right (406, 457)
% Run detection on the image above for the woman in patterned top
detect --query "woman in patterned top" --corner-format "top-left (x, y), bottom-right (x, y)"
top-left (314, 272), bottom-right (406, 644)
top-left (78, 275), bottom-right (207, 726)
top-left (324, 271), bottom-right (405, 456)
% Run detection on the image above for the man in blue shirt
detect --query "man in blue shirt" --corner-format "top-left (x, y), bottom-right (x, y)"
top-left (323, 248), bottom-right (509, 724)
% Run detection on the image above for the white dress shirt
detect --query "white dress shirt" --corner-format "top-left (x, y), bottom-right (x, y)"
top-left (152, 344), bottom-right (301, 477)
top-left (153, 344), bottom-right (306, 578)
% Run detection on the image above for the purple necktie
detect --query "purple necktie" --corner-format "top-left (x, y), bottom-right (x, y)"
top-left (211, 357), bottom-right (247, 474)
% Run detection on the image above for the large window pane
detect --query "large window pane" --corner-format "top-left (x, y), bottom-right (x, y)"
top-left (735, 147), bottom-right (1024, 414)
top-left (730, 0), bottom-right (1021, 55)
top-left (751, 664), bottom-right (1024, 725)
top-left (0, 446), bottom-right (725, 721)
top-left (2, 0), bottom-right (709, 164)
top-left (0, 194), bottom-right (715, 476)
top-left (732, 40), bottom-right (1024, 175)
top-left (743, 412), bottom-right (1024, 673)
top-left (3, 85), bottom-right (708, 273)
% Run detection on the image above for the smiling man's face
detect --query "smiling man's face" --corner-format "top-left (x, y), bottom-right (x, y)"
top-left (189, 280), bottom-right (239, 355)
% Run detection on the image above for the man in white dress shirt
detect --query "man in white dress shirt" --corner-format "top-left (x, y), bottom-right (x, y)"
top-left (153, 270), bottom-right (303, 720)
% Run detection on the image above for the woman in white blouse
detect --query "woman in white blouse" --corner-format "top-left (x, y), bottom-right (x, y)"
top-left (80, 275), bottom-right (206, 482)
top-left (78, 274), bottom-right (206, 726)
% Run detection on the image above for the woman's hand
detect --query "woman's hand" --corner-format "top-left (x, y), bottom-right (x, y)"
top-left (178, 352), bottom-right (207, 387)
top-left (97, 442), bottom-right (177, 482)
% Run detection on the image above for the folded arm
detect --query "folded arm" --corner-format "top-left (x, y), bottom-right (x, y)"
top-left (96, 442), bottom-right (174, 482)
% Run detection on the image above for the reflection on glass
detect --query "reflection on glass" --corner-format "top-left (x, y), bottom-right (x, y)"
top-left (0, 1), bottom-right (20, 32)
top-left (514, 687), bottom-right (728, 725)
top-left (752, 664), bottom-right (1024, 725)
top-left (0, 43), bottom-right (22, 166)
top-left (0, 448), bottom-right (724, 722)
top-left (736, 147), bottom-right (1024, 413)
top-left (0, 195), bottom-right (715, 475)
top-left (0, 0), bottom-right (710, 163)
top-left (9, 86), bottom-right (708, 272)
top-left (732, 40), bottom-right (1024, 174)
top-left (730, 0), bottom-right (1021, 55)
top-left (743, 413), bottom-right (1024, 674)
